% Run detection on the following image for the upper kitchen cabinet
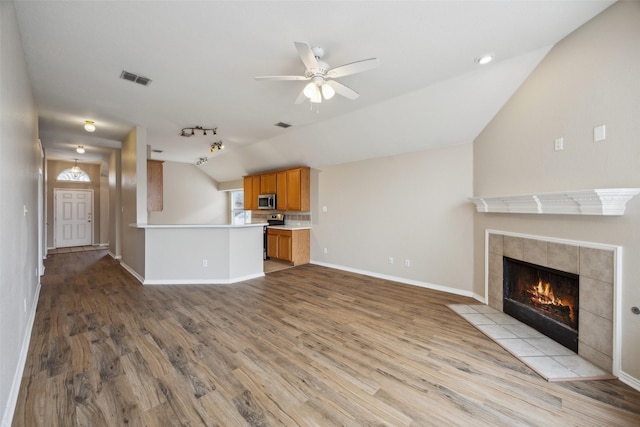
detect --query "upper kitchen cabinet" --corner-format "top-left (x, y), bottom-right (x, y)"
top-left (282, 167), bottom-right (310, 211)
top-left (243, 175), bottom-right (261, 210)
top-left (244, 166), bottom-right (310, 212)
top-left (147, 160), bottom-right (164, 212)
top-left (260, 172), bottom-right (277, 194)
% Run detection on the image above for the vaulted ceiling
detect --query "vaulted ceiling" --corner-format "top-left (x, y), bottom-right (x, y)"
top-left (14, 1), bottom-right (614, 182)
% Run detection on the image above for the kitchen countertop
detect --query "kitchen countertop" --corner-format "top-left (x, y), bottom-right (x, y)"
top-left (266, 225), bottom-right (311, 231)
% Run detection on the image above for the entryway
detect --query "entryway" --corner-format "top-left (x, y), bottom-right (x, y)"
top-left (54, 189), bottom-right (93, 248)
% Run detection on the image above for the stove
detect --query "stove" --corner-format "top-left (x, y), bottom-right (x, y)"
top-left (267, 213), bottom-right (285, 226)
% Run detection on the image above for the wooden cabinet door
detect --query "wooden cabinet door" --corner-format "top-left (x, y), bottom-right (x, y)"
top-left (286, 168), bottom-right (302, 211)
top-left (277, 231), bottom-right (292, 262)
top-left (147, 160), bottom-right (164, 212)
top-left (243, 176), bottom-right (254, 210)
top-left (267, 229), bottom-right (279, 258)
top-left (251, 176), bottom-right (261, 210)
top-left (261, 173), bottom-right (277, 194)
top-left (276, 170), bottom-right (287, 210)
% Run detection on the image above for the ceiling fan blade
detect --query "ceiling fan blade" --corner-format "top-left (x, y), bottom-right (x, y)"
top-left (326, 58), bottom-right (380, 79)
top-left (254, 75), bottom-right (309, 81)
top-left (326, 80), bottom-right (359, 100)
top-left (294, 41), bottom-right (319, 71)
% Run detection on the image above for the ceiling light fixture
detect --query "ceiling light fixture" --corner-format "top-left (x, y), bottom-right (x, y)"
top-left (180, 126), bottom-right (217, 137)
top-left (210, 141), bottom-right (224, 153)
top-left (71, 159), bottom-right (81, 178)
top-left (76, 145), bottom-right (85, 154)
top-left (84, 120), bottom-right (96, 132)
top-left (475, 54), bottom-right (493, 65)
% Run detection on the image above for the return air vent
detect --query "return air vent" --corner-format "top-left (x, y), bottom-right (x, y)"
top-left (275, 122), bottom-right (292, 128)
top-left (120, 70), bottom-right (152, 86)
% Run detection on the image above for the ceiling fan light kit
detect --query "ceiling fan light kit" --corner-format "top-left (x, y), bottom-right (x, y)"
top-left (255, 41), bottom-right (379, 104)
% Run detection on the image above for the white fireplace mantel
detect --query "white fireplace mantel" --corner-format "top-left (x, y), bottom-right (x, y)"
top-left (470, 188), bottom-right (640, 216)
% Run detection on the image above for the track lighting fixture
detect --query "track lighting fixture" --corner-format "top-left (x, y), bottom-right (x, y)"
top-left (210, 141), bottom-right (224, 153)
top-left (76, 145), bottom-right (85, 154)
top-left (84, 120), bottom-right (96, 132)
top-left (180, 126), bottom-right (217, 137)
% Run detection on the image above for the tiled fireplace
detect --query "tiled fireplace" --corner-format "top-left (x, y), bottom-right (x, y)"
top-left (486, 231), bottom-right (619, 373)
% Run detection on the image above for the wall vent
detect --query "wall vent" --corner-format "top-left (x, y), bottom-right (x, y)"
top-left (120, 70), bottom-right (152, 86)
top-left (275, 122), bottom-right (292, 128)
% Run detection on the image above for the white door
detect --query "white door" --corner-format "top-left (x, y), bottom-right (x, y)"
top-left (55, 189), bottom-right (93, 248)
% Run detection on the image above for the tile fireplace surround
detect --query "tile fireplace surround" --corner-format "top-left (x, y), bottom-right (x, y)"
top-left (485, 230), bottom-right (620, 375)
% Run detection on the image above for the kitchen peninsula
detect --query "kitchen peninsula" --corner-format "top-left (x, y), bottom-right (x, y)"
top-left (129, 223), bottom-right (265, 284)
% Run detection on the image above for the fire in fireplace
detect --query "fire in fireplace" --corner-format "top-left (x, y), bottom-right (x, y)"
top-left (503, 257), bottom-right (579, 352)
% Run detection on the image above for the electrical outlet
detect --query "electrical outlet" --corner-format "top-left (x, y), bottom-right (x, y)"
top-left (404, 259), bottom-right (411, 267)
top-left (202, 259), bottom-right (208, 267)
top-left (388, 257), bottom-right (394, 264)
top-left (23, 298), bottom-right (27, 313)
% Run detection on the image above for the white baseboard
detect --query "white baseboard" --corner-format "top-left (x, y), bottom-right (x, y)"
top-left (310, 260), bottom-right (478, 300)
top-left (2, 283), bottom-right (41, 427)
top-left (143, 272), bottom-right (265, 285)
top-left (119, 261), bottom-right (144, 284)
top-left (618, 371), bottom-right (640, 392)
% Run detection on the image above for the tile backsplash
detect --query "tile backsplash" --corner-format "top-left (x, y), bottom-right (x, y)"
top-left (251, 211), bottom-right (311, 226)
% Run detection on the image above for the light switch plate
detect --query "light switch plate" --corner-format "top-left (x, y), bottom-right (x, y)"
top-left (554, 137), bottom-right (564, 151)
top-left (594, 125), bottom-right (606, 142)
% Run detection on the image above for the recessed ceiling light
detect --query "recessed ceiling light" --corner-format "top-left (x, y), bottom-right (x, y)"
top-left (475, 55), bottom-right (493, 65)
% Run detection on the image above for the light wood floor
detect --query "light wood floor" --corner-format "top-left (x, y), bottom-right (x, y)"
top-left (12, 250), bottom-right (640, 426)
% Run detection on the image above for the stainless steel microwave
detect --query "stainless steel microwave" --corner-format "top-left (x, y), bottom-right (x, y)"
top-left (258, 193), bottom-right (276, 210)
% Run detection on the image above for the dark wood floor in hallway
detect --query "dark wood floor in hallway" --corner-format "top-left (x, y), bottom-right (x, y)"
top-left (12, 250), bottom-right (640, 426)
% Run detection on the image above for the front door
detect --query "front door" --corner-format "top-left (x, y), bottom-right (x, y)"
top-left (55, 189), bottom-right (93, 248)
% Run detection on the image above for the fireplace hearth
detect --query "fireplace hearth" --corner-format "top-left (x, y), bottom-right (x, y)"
top-left (503, 257), bottom-right (579, 352)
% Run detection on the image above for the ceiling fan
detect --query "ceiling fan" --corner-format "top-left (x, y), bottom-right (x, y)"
top-left (254, 41), bottom-right (379, 104)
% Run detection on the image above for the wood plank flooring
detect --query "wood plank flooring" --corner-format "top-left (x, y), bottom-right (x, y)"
top-left (12, 250), bottom-right (640, 426)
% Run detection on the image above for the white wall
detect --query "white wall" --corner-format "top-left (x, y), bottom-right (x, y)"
top-left (0, 1), bottom-right (41, 423)
top-left (148, 161), bottom-right (229, 225)
top-left (313, 143), bottom-right (475, 295)
top-left (473, 1), bottom-right (640, 384)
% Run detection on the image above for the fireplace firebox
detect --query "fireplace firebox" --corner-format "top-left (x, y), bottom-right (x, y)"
top-left (503, 257), bottom-right (579, 352)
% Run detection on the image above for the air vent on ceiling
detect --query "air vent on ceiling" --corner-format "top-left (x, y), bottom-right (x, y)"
top-left (275, 122), bottom-right (292, 128)
top-left (120, 70), bottom-right (152, 86)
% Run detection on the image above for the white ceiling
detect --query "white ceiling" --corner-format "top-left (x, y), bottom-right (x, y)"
top-left (14, 1), bottom-right (614, 182)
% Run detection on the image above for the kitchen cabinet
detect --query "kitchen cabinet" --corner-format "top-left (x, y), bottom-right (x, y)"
top-left (147, 160), bottom-right (164, 212)
top-left (243, 175), bottom-right (261, 210)
top-left (245, 166), bottom-right (310, 212)
top-left (267, 228), bottom-right (310, 265)
top-left (260, 172), bottom-right (277, 194)
top-left (275, 167), bottom-right (310, 211)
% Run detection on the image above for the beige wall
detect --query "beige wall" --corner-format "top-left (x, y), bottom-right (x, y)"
top-left (473, 2), bottom-right (640, 381)
top-left (108, 149), bottom-right (121, 258)
top-left (313, 142), bottom-right (475, 295)
top-left (120, 127), bottom-right (146, 276)
top-left (148, 161), bottom-right (229, 225)
top-left (0, 1), bottom-right (41, 423)
top-left (46, 160), bottom-right (102, 248)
